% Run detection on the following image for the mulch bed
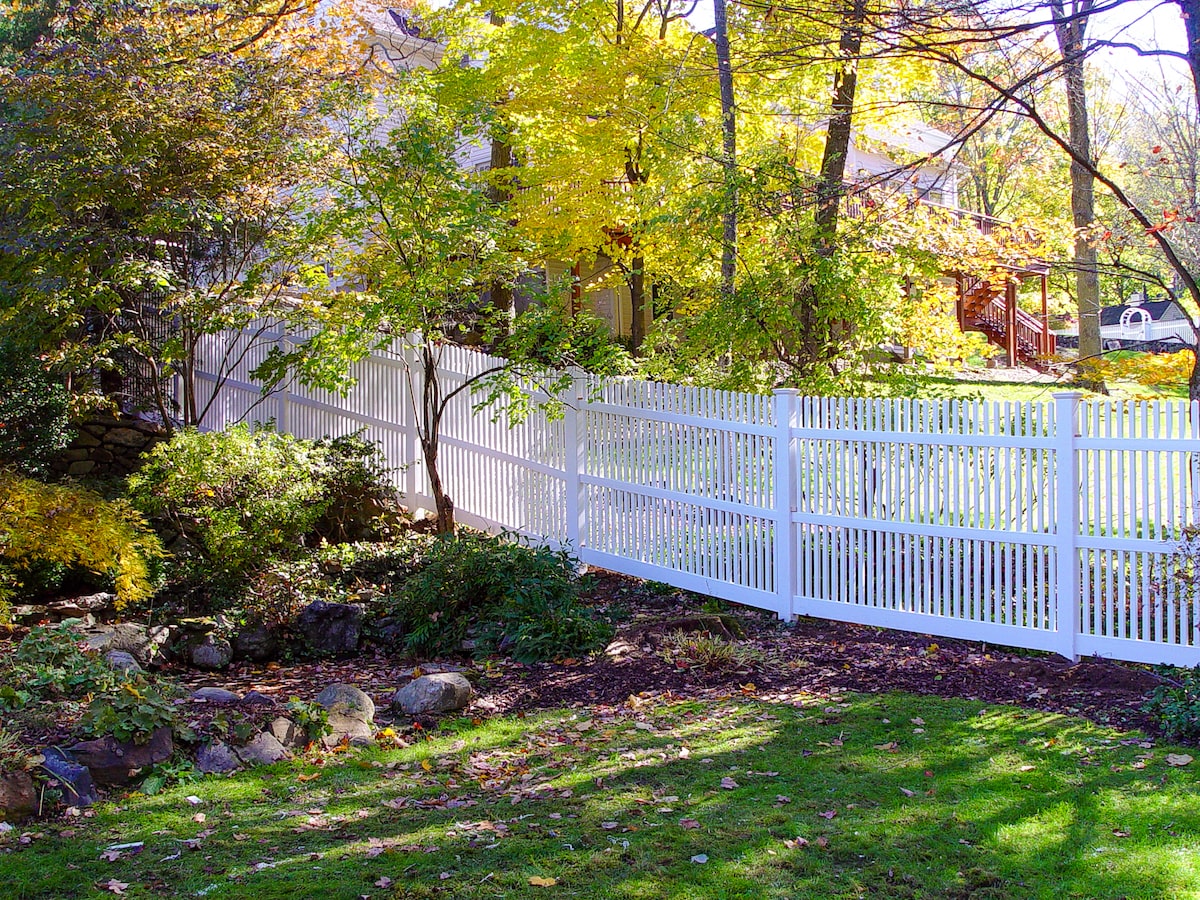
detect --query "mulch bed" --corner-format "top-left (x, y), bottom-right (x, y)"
top-left (170, 570), bottom-right (1164, 737)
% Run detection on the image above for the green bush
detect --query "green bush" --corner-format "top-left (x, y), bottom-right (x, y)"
top-left (129, 426), bottom-right (400, 588)
top-left (1144, 667), bottom-right (1200, 741)
top-left (393, 533), bottom-right (610, 662)
top-left (0, 340), bottom-right (76, 478)
top-left (129, 425), bottom-right (331, 579)
top-left (77, 676), bottom-right (183, 745)
top-left (0, 622), bottom-right (120, 710)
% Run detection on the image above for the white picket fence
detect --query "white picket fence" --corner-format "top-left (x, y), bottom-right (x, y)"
top-left (192, 328), bottom-right (1200, 667)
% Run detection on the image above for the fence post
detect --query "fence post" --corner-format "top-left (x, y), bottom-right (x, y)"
top-left (1053, 391), bottom-right (1082, 662)
top-left (564, 372), bottom-right (588, 561)
top-left (774, 389), bottom-right (799, 621)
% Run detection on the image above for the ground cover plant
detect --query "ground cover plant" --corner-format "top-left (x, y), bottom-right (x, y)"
top-left (4, 692), bottom-right (1200, 899)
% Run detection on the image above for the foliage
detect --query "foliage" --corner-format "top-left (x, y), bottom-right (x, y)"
top-left (1080, 350), bottom-right (1195, 397)
top-left (392, 532), bottom-right (610, 662)
top-left (139, 757), bottom-right (201, 796)
top-left (0, 340), bottom-right (77, 478)
top-left (284, 698), bottom-right (333, 745)
top-left (310, 432), bottom-right (405, 543)
top-left (5, 622), bottom-right (120, 704)
top-left (0, 471), bottom-right (163, 612)
top-left (1144, 667), bottom-right (1200, 742)
top-left (77, 677), bottom-right (182, 745)
top-left (0, 0), bottom-right (366, 424)
top-left (128, 426), bottom-right (333, 581)
top-left (657, 629), bottom-right (766, 672)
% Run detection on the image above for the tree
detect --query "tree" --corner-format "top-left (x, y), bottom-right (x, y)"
top-left (268, 73), bottom-right (629, 533)
top-left (0, 0), bottom-right (364, 426)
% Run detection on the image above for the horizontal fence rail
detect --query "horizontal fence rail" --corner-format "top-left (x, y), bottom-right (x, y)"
top-left (191, 326), bottom-right (1200, 666)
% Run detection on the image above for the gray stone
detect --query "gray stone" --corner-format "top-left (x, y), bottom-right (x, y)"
top-left (232, 624), bottom-right (279, 662)
top-left (104, 427), bottom-right (149, 448)
top-left (67, 460), bottom-right (96, 475)
top-left (240, 691), bottom-right (274, 706)
top-left (83, 623), bottom-right (172, 667)
top-left (40, 747), bottom-right (98, 807)
top-left (50, 592), bottom-right (115, 615)
top-left (391, 673), bottom-right (473, 716)
top-left (73, 431), bottom-right (102, 448)
top-left (191, 635), bottom-right (233, 671)
top-left (196, 740), bottom-right (240, 775)
top-left (315, 683), bottom-right (375, 748)
top-left (190, 687), bottom-right (241, 703)
top-left (0, 772), bottom-right (37, 822)
top-left (104, 651), bottom-right (143, 676)
top-left (296, 601), bottom-right (364, 658)
top-left (234, 733), bottom-right (291, 767)
top-left (66, 727), bottom-right (173, 785)
top-left (267, 717), bottom-right (305, 749)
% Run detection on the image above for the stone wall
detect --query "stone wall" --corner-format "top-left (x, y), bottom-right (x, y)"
top-left (50, 415), bottom-right (167, 478)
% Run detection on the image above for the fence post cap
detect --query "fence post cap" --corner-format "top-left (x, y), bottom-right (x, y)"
top-left (1052, 391), bottom-right (1084, 399)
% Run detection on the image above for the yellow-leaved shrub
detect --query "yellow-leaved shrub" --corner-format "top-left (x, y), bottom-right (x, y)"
top-left (0, 470), bottom-right (164, 617)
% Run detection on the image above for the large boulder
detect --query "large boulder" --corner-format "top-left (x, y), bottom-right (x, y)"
top-left (104, 651), bottom-right (143, 677)
top-left (191, 635), bottom-right (233, 671)
top-left (0, 772), bottom-right (36, 822)
top-left (296, 601), bottom-right (364, 658)
top-left (267, 717), bottom-right (306, 749)
top-left (65, 727), bottom-right (173, 785)
top-left (314, 683), bottom-right (375, 747)
top-left (196, 740), bottom-right (239, 775)
top-left (39, 747), bottom-right (98, 808)
top-left (392, 673), bottom-right (473, 716)
top-left (190, 687), bottom-right (241, 704)
top-left (232, 624), bottom-right (279, 662)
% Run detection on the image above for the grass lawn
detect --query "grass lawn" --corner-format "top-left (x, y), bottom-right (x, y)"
top-left (6, 691), bottom-right (1200, 899)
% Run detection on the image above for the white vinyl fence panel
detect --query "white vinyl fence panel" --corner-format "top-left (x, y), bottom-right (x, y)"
top-left (191, 328), bottom-right (1200, 666)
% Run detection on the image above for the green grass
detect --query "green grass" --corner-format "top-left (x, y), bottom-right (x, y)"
top-left (6, 693), bottom-right (1200, 899)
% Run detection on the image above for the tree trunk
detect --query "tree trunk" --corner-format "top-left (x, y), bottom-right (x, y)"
top-left (713, 0), bottom-right (737, 301)
top-left (1052, 0), bottom-right (1104, 387)
top-left (419, 344), bottom-right (455, 534)
top-left (814, 0), bottom-right (866, 241)
top-left (629, 254), bottom-right (646, 351)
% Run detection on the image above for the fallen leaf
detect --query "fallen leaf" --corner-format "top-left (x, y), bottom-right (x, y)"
top-left (101, 880), bottom-right (130, 896)
top-left (1166, 754), bottom-right (1193, 767)
top-left (192, 813), bottom-right (206, 824)
top-left (818, 810), bottom-right (837, 819)
top-left (910, 718), bottom-right (925, 726)
top-left (899, 788), bottom-right (916, 797)
top-left (720, 777), bottom-right (739, 790)
top-left (1113, 829), bottom-right (1131, 838)
top-left (600, 822), bottom-right (620, 830)
top-left (874, 741), bottom-right (899, 752)
top-left (678, 818), bottom-right (701, 830)
top-left (783, 837), bottom-right (808, 849)
top-left (296, 773), bottom-right (320, 782)
top-left (375, 876), bottom-right (394, 888)
top-left (528, 876), bottom-right (558, 887)
top-left (816, 836), bottom-right (829, 848)
top-left (690, 854), bottom-right (708, 864)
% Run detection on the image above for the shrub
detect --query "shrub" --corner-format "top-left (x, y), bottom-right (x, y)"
top-left (128, 425), bottom-right (332, 579)
top-left (1144, 667), bottom-right (1200, 741)
top-left (0, 470), bottom-right (163, 614)
top-left (129, 426), bottom-right (401, 587)
top-left (8, 621), bottom-right (120, 702)
top-left (393, 533), bottom-right (610, 662)
top-left (77, 677), bottom-right (183, 745)
top-left (0, 341), bottom-right (76, 478)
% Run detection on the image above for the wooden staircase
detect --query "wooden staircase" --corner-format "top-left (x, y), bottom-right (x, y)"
top-left (957, 275), bottom-right (1056, 370)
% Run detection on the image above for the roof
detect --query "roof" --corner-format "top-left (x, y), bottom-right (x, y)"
top-left (1100, 298), bottom-right (1182, 326)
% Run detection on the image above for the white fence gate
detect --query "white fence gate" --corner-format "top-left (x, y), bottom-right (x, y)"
top-left (192, 329), bottom-right (1200, 667)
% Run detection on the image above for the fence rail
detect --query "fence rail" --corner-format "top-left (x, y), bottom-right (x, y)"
top-left (192, 327), bottom-right (1200, 667)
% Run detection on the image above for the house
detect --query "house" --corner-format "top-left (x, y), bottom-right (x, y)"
top-left (1098, 294), bottom-right (1196, 349)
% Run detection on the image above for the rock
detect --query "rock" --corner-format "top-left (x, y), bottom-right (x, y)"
top-left (296, 601), bottom-right (364, 658)
top-left (191, 635), bottom-right (233, 671)
top-left (392, 673), bottom-right (473, 716)
top-left (67, 460), bottom-right (96, 476)
top-left (315, 683), bottom-right (375, 747)
top-left (49, 592), bottom-right (115, 616)
top-left (0, 772), bottom-right (37, 822)
top-left (196, 740), bottom-right (240, 775)
top-left (83, 623), bottom-right (172, 667)
top-left (267, 717), bottom-right (305, 749)
top-left (104, 427), bottom-right (150, 448)
top-left (190, 687), bottom-right (241, 703)
top-left (240, 691), bottom-right (274, 706)
top-left (234, 733), bottom-right (290, 767)
top-left (103, 650), bottom-right (142, 676)
top-left (65, 727), bottom-right (173, 785)
top-left (232, 624), bottom-right (279, 662)
top-left (40, 747), bottom-right (98, 807)
top-left (368, 616), bottom-right (407, 648)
